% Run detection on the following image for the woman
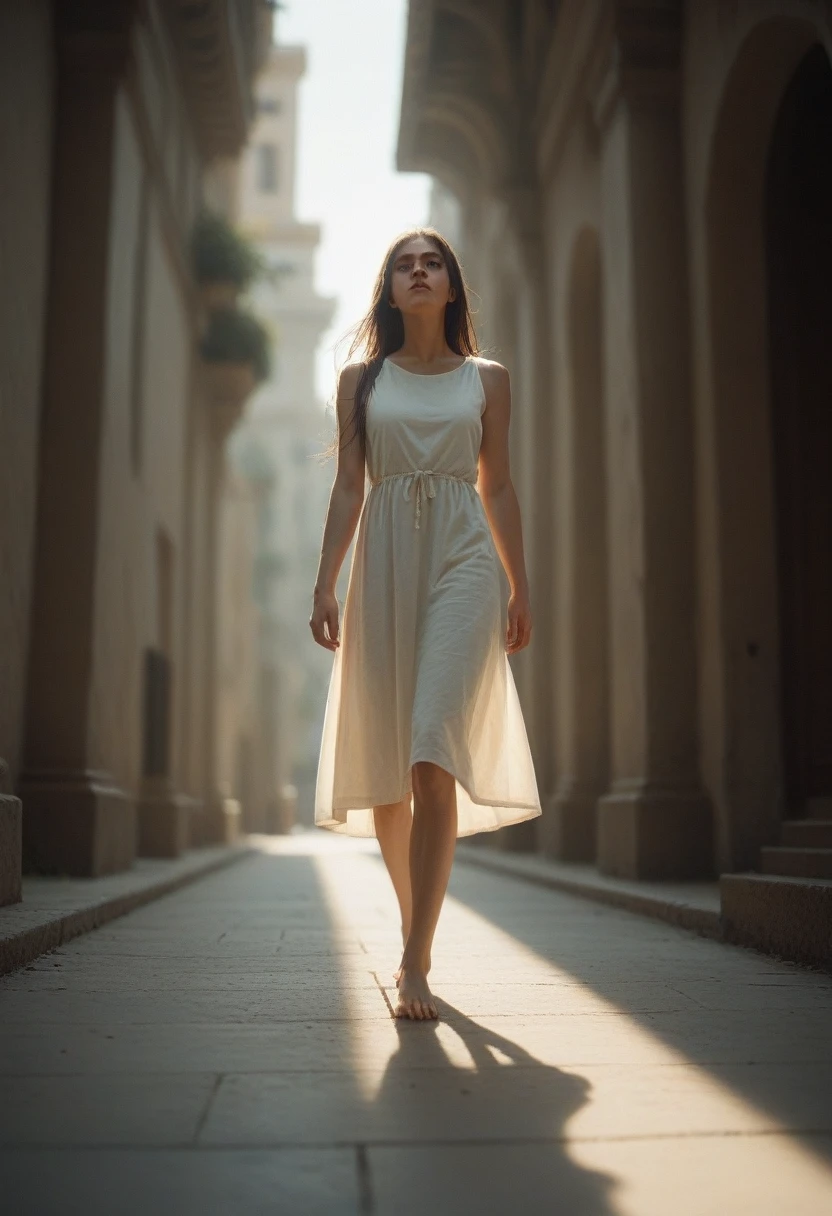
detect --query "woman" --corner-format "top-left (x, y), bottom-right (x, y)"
top-left (310, 228), bottom-right (541, 1021)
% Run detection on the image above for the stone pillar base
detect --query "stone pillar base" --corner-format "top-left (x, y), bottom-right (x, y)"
top-left (20, 770), bottom-right (134, 877)
top-left (264, 798), bottom-right (280, 835)
top-left (0, 794), bottom-right (22, 906)
top-left (541, 781), bottom-right (598, 863)
top-left (180, 797), bottom-right (205, 848)
top-left (202, 796), bottom-right (241, 846)
top-left (598, 783), bottom-right (713, 879)
top-left (495, 818), bottom-right (538, 853)
top-left (268, 784), bottom-right (297, 836)
top-left (137, 779), bottom-right (190, 858)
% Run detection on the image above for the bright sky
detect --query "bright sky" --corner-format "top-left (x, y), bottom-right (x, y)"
top-left (277, 0), bottom-right (431, 401)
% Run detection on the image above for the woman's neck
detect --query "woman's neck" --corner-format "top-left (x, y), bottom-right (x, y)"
top-left (395, 318), bottom-right (453, 364)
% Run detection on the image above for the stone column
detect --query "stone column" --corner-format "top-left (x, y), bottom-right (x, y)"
top-left (19, 2), bottom-right (138, 876)
top-left (548, 229), bottom-right (609, 863)
top-left (200, 364), bottom-right (252, 845)
top-left (592, 2), bottom-right (712, 878)
top-left (495, 183), bottom-right (556, 853)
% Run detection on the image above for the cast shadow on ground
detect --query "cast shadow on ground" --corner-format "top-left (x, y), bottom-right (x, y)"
top-left (370, 999), bottom-right (619, 1211)
top-left (440, 848), bottom-right (832, 1170)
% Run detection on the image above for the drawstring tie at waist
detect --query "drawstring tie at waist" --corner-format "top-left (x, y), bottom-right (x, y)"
top-left (371, 469), bottom-right (477, 528)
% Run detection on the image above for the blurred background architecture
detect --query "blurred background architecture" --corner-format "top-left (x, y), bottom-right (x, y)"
top-left (223, 42), bottom-right (336, 833)
top-left (0, 0), bottom-right (280, 901)
top-left (1, 0), bottom-right (829, 973)
top-left (399, 0), bottom-right (832, 965)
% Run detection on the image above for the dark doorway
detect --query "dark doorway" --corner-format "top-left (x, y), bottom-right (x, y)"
top-left (766, 44), bottom-right (832, 813)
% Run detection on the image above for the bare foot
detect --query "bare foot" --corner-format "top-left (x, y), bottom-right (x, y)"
top-left (395, 967), bottom-right (438, 1020)
top-left (393, 922), bottom-right (413, 987)
top-left (394, 945), bottom-right (429, 988)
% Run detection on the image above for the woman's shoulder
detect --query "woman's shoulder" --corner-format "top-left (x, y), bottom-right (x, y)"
top-left (337, 361), bottom-right (366, 395)
top-left (470, 356), bottom-right (510, 387)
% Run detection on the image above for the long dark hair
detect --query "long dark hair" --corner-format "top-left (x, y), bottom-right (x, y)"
top-left (319, 227), bottom-right (479, 461)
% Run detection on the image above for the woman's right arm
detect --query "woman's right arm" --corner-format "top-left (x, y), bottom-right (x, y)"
top-left (309, 362), bottom-right (366, 652)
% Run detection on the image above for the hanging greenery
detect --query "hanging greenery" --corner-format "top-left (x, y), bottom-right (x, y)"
top-left (200, 306), bottom-right (271, 383)
top-left (190, 210), bottom-right (265, 290)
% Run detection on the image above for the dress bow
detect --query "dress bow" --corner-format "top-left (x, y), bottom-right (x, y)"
top-left (402, 469), bottom-right (436, 529)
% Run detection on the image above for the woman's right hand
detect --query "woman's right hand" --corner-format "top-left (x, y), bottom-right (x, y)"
top-left (309, 588), bottom-right (340, 652)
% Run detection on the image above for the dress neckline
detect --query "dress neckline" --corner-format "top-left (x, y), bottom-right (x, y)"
top-left (384, 355), bottom-right (471, 379)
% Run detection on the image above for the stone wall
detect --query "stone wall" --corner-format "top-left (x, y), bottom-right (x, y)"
top-left (0, 1), bottom-right (53, 790)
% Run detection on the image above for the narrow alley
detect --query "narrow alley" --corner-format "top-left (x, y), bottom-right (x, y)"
top-left (2, 836), bottom-right (831, 1215)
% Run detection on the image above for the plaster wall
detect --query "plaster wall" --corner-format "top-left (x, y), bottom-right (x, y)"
top-left (89, 89), bottom-right (193, 799)
top-left (0, 0), bottom-right (53, 784)
top-left (88, 90), bottom-right (146, 788)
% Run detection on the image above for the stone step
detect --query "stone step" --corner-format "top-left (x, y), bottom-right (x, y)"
top-left (760, 846), bottom-right (832, 879)
top-left (807, 796), bottom-right (832, 820)
top-left (720, 872), bottom-right (832, 968)
top-left (781, 820), bottom-right (832, 848)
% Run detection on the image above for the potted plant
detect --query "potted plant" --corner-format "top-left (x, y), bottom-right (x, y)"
top-left (200, 305), bottom-right (272, 432)
top-left (190, 210), bottom-right (264, 311)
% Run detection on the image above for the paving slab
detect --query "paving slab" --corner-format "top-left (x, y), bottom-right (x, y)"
top-left (369, 1137), bottom-right (832, 1216)
top-left (0, 1148), bottom-right (362, 1216)
top-left (0, 845), bottom-right (254, 975)
top-left (1, 833), bottom-right (831, 1215)
top-left (0, 983), bottom-right (389, 1024)
top-left (0, 1020), bottom-right (398, 1076)
top-left (0, 1072), bottom-right (216, 1146)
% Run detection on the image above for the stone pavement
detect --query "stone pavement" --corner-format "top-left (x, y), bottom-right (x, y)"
top-left (1, 833), bottom-right (831, 1215)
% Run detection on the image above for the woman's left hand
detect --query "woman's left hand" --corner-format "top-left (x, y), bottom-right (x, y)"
top-left (506, 590), bottom-right (532, 654)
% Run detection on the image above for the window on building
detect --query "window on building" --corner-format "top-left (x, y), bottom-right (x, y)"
top-left (256, 144), bottom-right (279, 193)
top-left (258, 95), bottom-right (282, 115)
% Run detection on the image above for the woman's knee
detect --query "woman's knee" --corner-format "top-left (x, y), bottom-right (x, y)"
top-left (411, 760), bottom-right (454, 801)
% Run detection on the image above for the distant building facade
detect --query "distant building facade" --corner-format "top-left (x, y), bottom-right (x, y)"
top-left (225, 43), bottom-right (336, 828)
top-left (0, 0), bottom-right (272, 902)
top-left (400, 0), bottom-right (832, 965)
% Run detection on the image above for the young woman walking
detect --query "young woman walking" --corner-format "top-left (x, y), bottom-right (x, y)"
top-left (310, 228), bottom-right (541, 1020)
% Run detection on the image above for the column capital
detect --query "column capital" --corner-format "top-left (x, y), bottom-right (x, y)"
top-left (590, 0), bottom-right (683, 133)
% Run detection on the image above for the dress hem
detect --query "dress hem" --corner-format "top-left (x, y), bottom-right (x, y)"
top-left (314, 803), bottom-right (542, 839)
top-left (316, 751), bottom-right (542, 839)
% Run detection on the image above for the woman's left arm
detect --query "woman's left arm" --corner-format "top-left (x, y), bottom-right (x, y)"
top-left (477, 360), bottom-right (533, 655)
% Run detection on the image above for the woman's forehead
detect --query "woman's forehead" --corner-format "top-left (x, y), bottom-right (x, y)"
top-left (394, 237), bottom-right (443, 259)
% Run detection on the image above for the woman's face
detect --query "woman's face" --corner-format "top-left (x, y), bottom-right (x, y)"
top-left (388, 237), bottom-right (455, 314)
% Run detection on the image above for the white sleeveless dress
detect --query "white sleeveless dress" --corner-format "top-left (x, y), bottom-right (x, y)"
top-left (314, 355), bottom-right (542, 837)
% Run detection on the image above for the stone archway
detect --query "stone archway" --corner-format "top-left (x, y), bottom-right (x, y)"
top-left (549, 227), bottom-right (609, 861)
top-left (766, 44), bottom-right (832, 817)
top-left (703, 17), bottom-right (829, 867)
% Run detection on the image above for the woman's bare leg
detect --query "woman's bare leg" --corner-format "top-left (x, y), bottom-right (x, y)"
top-left (373, 797), bottom-right (413, 961)
top-left (396, 760), bottom-right (458, 1020)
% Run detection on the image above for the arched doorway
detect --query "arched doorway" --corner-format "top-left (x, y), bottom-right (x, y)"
top-left (702, 17), bottom-right (825, 869)
top-left (766, 45), bottom-right (832, 818)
